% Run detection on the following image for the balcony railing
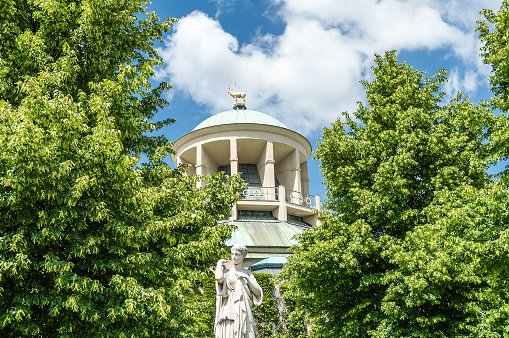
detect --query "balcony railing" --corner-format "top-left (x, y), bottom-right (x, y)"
top-left (241, 186), bottom-right (278, 201)
top-left (239, 186), bottom-right (319, 209)
top-left (284, 189), bottom-right (316, 209)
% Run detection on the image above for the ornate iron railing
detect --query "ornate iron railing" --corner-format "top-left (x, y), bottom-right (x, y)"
top-left (239, 186), bottom-right (317, 209)
top-left (240, 186), bottom-right (278, 201)
top-left (284, 189), bottom-right (316, 208)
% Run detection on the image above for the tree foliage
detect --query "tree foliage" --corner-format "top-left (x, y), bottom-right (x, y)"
top-left (0, 1), bottom-right (243, 336)
top-left (478, 0), bottom-right (509, 112)
top-left (378, 184), bottom-right (509, 337)
top-left (478, 0), bottom-right (509, 185)
top-left (280, 51), bottom-right (509, 337)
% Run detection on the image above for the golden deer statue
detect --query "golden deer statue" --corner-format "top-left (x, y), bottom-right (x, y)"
top-left (228, 81), bottom-right (247, 106)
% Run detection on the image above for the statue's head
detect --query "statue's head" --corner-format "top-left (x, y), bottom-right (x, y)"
top-left (231, 244), bottom-right (248, 260)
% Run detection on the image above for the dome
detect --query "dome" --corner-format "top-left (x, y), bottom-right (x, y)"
top-left (193, 109), bottom-right (288, 131)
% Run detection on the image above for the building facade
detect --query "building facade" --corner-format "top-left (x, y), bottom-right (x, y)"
top-left (171, 105), bottom-right (320, 273)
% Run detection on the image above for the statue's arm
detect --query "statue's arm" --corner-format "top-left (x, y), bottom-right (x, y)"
top-left (215, 259), bottom-right (227, 283)
top-left (246, 274), bottom-right (262, 297)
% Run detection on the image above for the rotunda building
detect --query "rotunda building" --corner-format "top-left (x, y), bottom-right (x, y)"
top-left (172, 105), bottom-right (320, 273)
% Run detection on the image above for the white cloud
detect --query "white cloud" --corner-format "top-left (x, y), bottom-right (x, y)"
top-left (443, 67), bottom-right (488, 99)
top-left (156, 0), bottom-right (495, 136)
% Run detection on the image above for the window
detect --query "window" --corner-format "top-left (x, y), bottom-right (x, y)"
top-left (239, 164), bottom-right (261, 186)
top-left (218, 164), bottom-right (231, 183)
top-left (218, 164), bottom-right (262, 186)
top-left (238, 210), bottom-right (275, 220)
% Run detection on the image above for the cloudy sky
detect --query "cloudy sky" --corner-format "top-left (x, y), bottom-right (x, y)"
top-left (148, 0), bottom-right (502, 198)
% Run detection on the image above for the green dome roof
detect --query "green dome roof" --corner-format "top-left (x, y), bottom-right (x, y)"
top-left (193, 109), bottom-right (288, 131)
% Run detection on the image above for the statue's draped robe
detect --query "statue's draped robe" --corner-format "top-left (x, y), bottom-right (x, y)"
top-left (215, 269), bottom-right (263, 338)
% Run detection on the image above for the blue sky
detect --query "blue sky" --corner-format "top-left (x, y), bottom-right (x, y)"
top-left (146, 0), bottom-right (502, 201)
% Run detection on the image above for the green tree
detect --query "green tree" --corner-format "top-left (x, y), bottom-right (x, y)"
top-left (478, 0), bottom-right (509, 113)
top-left (280, 51), bottom-right (506, 337)
top-left (0, 1), bottom-right (243, 336)
top-left (478, 0), bottom-right (509, 185)
top-left (378, 183), bottom-right (509, 337)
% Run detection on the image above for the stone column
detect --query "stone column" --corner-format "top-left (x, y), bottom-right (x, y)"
top-left (264, 141), bottom-right (275, 186)
top-left (196, 144), bottom-right (205, 188)
top-left (229, 138), bottom-right (238, 220)
top-left (230, 138), bottom-right (238, 175)
top-left (315, 194), bottom-right (322, 226)
top-left (259, 141), bottom-right (276, 200)
top-left (300, 161), bottom-right (309, 195)
top-left (277, 185), bottom-right (287, 221)
top-left (175, 155), bottom-right (186, 176)
top-left (315, 195), bottom-right (321, 211)
top-left (291, 150), bottom-right (302, 193)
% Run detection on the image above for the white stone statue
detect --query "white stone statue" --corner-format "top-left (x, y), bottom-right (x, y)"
top-left (215, 244), bottom-right (263, 338)
top-left (228, 81), bottom-right (247, 106)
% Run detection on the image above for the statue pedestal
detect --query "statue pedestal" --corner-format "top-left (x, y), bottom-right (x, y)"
top-left (233, 103), bottom-right (247, 110)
